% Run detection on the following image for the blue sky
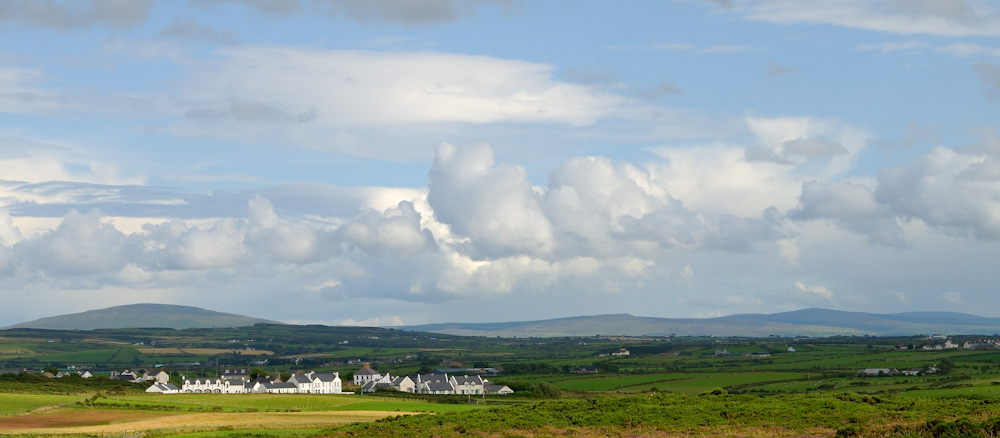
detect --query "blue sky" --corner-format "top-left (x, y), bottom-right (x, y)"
top-left (1, 0), bottom-right (1000, 326)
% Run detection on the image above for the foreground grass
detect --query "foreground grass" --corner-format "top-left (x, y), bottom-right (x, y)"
top-left (329, 392), bottom-right (1000, 437)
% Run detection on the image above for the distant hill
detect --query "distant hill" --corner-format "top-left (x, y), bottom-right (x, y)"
top-left (403, 308), bottom-right (1000, 337)
top-left (2, 303), bottom-right (281, 330)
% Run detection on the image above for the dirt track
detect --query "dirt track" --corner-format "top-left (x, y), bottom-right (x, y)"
top-left (0, 408), bottom-right (402, 435)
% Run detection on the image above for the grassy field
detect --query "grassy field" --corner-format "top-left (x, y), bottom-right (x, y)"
top-left (0, 393), bottom-right (491, 437)
top-left (0, 393), bottom-right (85, 416)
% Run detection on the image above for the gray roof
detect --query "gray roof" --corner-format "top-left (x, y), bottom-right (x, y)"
top-left (355, 367), bottom-right (380, 376)
top-left (425, 381), bottom-right (454, 391)
top-left (453, 375), bottom-right (483, 385)
top-left (418, 374), bottom-right (448, 383)
top-left (313, 373), bottom-right (338, 382)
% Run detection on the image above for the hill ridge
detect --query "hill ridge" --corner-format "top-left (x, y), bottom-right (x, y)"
top-left (402, 308), bottom-right (1000, 338)
top-left (3, 303), bottom-right (281, 330)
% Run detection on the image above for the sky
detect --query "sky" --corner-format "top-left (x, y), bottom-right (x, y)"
top-left (1, 0), bottom-right (1000, 327)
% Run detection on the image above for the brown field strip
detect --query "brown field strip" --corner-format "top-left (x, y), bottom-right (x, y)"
top-left (0, 409), bottom-right (406, 435)
top-left (137, 347), bottom-right (274, 355)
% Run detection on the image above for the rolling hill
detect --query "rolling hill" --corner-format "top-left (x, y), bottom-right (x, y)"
top-left (2, 303), bottom-right (281, 330)
top-left (403, 308), bottom-right (1000, 338)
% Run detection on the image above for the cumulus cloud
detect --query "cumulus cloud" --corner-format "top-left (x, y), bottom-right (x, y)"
top-left (151, 219), bottom-right (251, 270)
top-left (0, 207), bottom-right (18, 268)
top-left (876, 147), bottom-right (1000, 240)
top-left (339, 200), bottom-right (434, 258)
top-left (428, 142), bottom-right (553, 258)
top-left (246, 195), bottom-right (337, 263)
top-left (790, 181), bottom-right (906, 247)
top-left (545, 156), bottom-right (669, 255)
top-left (13, 209), bottom-right (126, 275)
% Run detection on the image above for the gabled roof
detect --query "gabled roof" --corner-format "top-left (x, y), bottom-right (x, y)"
top-left (425, 381), bottom-right (454, 391)
top-left (453, 375), bottom-right (483, 385)
top-left (287, 374), bottom-right (313, 383)
top-left (418, 374), bottom-right (448, 383)
top-left (313, 373), bottom-right (339, 382)
top-left (355, 367), bottom-right (380, 376)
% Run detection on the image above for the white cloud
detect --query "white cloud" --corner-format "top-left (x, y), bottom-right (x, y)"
top-left (876, 147), bottom-right (1000, 240)
top-left (790, 181), bottom-right (906, 247)
top-left (338, 315), bottom-right (404, 326)
top-left (13, 209), bottom-right (126, 275)
top-left (428, 142), bottom-right (553, 258)
top-left (175, 48), bottom-right (632, 148)
top-left (719, 0), bottom-right (1000, 37)
top-left (339, 200), bottom-right (434, 258)
top-left (246, 195), bottom-right (337, 264)
top-left (167, 219), bottom-right (251, 270)
top-left (795, 281), bottom-right (834, 299)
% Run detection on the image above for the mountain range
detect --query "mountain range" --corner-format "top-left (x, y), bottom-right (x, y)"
top-left (4, 304), bottom-right (999, 337)
top-left (402, 309), bottom-right (1000, 338)
top-left (1, 303), bottom-right (280, 330)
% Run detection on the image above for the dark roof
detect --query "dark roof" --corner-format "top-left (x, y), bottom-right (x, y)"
top-left (425, 381), bottom-right (454, 391)
top-left (453, 375), bottom-right (483, 385)
top-left (418, 374), bottom-right (448, 383)
top-left (355, 367), bottom-right (380, 376)
top-left (484, 384), bottom-right (511, 393)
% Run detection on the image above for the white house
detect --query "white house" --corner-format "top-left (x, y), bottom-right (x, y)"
top-left (485, 384), bottom-right (514, 395)
top-left (287, 372), bottom-right (343, 394)
top-left (450, 375), bottom-right (485, 395)
top-left (415, 374), bottom-right (455, 395)
top-left (353, 363), bottom-right (382, 386)
top-left (146, 383), bottom-right (180, 394)
top-left (391, 376), bottom-right (416, 393)
top-left (143, 369), bottom-right (170, 384)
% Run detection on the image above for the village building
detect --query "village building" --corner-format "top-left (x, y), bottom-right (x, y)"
top-left (353, 363), bottom-right (382, 386)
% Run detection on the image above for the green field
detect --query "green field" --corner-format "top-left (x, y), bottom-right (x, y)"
top-left (0, 393), bottom-right (86, 415)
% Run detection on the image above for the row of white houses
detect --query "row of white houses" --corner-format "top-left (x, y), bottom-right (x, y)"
top-left (147, 371), bottom-right (344, 394)
top-left (360, 373), bottom-right (514, 395)
top-left (147, 370), bottom-right (513, 396)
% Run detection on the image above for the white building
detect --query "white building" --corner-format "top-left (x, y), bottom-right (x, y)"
top-left (353, 363), bottom-right (382, 386)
